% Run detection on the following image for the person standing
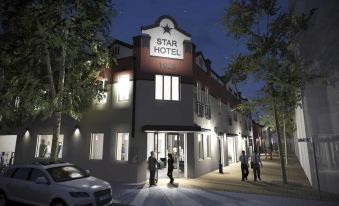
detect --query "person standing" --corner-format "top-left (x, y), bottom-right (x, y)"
top-left (0, 152), bottom-right (5, 169)
top-left (148, 151), bottom-right (158, 186)
top-left (251, 150), bottom-right (263, 181)
top-left (167, 153), bottom-right (174, 184)
top-left (239, 150), bottom-right (249, 181)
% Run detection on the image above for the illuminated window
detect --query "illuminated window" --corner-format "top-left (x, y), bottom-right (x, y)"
top-left (198, 134), bottom-right (204, 160)
top-left (118, 74), bottom-right (130, 102)
top-left (155, 75), bottom-right (180, 101)
top-left (116, 133), bottom-right (129, 161)
top-left (90, 133), bottom-right (104, 160)
top-left (35, 135), bottom-right (64, 159)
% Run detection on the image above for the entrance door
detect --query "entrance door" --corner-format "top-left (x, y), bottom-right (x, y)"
top-left (228, 137), bottom-right (236, 164)
top-left (146, 133), bottom-right (186, 180)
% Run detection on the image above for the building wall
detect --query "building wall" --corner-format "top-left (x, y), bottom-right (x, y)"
top-left (292, 0), bottom-right (339, 194)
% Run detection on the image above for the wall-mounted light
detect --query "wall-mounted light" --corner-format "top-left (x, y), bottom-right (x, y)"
top-left (74, 125), bottom-right (80, 136)
top-left (24, 128), bottom-right (30, 139)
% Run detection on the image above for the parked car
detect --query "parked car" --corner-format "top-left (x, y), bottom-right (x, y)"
top-left (0, 162), bottom-right (113, 206)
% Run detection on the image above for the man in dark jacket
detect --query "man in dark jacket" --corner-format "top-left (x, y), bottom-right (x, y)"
top-left (167, 153), bottom-right (174, 184)
top-left (148, 151), bottom-right (158, 186)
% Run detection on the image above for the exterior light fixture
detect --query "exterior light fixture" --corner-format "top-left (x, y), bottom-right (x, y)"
top-left (24, 128), bottom-right (30, 139)
top-left (74, 125), bottom-right (80, 136)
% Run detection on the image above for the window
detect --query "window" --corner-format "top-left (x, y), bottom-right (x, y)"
top-left (228, 114), bottom-right (233, 126)
top-left (198, 134), bottom-right (204, 160)
top-left (35, 135), bottom-right (64, 159)
top-left (29, 169), bottom-right (47, 182)
top-left (12, 168), bottom-right (30, 180)
top-left (155, 75), bottom-right (180, 101)
top-left (205, 88), bottom-right (211, 119)
top-left (3, 168), bottom-right (16, 177)
top-left (90, 133), bottom-right (104, 160)
top-left (218, 99), bottom-right (222, 114)
top-left (233, 111), bottom-right (238, 121)
top-left (116, 133), bottom-right (129, 161)
top-left (118, 74), bottom-right (130, 102)
top-left (206, 135), bottom-right (211, 158)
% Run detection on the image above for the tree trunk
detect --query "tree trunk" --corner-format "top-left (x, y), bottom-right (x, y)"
top-left (273, 96), bottom-right (288, 184)
top-left (283, 115), bottom-right (288, 165)
top-left (50, 112), bottom-right (61, 161)
top-left (50, 45), bottom-right (66, 161)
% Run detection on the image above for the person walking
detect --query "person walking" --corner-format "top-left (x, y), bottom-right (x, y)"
top-left (239, 150), bottom-right (249, 181)
top-left (251, 150), bottom-right (263, 181)
top-left (167, 153), bottom-right (174, 184)
top-left (148, 151), bottom-right (158, 186)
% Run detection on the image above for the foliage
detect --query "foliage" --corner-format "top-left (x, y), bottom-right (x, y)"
top-left (222, 0), bottom-right (315, 183)
top-left (0, 0), bottom-right (115, 130)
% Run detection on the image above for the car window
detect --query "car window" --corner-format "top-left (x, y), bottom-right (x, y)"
top-left (12, 168), bottom-right (31, 180)
top-left (3, 168), bottom-right (17, 177)
top-left (29, 168), bottom-right (47, 182)
top-left (47, 165), bottom-right (89, 182)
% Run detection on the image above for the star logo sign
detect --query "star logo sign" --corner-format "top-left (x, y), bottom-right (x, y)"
top-left (162, 24), bottom-right (172, 35)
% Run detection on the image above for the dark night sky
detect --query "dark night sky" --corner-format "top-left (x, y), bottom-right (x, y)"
top-left (110, 0), bottom-right (288, 100)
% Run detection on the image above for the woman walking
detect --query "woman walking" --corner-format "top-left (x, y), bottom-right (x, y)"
top-left (167, 153), bottom-right (174, 184)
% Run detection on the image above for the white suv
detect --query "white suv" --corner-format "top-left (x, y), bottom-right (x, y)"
top-left (0, 162), bottom-right (113, 206)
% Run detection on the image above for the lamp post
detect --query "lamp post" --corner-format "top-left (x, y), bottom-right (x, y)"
top-left (218, 135), bottom-right (223, 174)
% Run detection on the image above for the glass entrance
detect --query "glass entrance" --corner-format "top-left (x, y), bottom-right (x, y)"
top-left (227, 137), bottom-right (236, 164)
top-left (147, 133), bottom-right (186, 180)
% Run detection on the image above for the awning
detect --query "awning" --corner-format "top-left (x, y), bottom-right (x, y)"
top-left (142, 125), bottom-right (211, 133)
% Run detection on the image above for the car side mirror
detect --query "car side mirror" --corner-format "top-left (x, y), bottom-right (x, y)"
top-left (84, 169), bottom-right (90, 175)
top-left (35, 176), bottom-right (49, 185)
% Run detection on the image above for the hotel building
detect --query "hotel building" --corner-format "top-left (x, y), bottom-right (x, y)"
top-left (1, 16), bottom-right (253, 183)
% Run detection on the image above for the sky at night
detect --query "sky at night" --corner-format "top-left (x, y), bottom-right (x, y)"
top-left (110, 0), bottom-right (288, 100)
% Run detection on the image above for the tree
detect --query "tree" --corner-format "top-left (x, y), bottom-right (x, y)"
top-left (222, 0), bottom-right (315, 184)
top-left (0, 0), bottom-right (115, 161)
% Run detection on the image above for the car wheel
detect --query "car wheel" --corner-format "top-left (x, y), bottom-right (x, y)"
top-left (0, 191), bottom-right (7, 206)
top-left (50, 199), bottom-right (67, 206)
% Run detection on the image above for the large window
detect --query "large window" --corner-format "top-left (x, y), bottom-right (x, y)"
top-left (206, 135), bottom-right (211, 158)
top-left (118, 74), bottom-right (130, 102)
top-left (155, 75), bottom-right (180, 101)
top-left (90, 133), bottom-right (104, 160)
top-left (35, 135), bottom-right (64, 159)
top-left (198, 134), bottom-right (204, 160)
top-left (116, 133), bottom-right (129, 161)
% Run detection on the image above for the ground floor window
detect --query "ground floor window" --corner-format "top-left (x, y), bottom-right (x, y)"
top-left (35, 135), bottom-right (64, 159)
top-left (206, 135), bottom-right (211, 158)
top-left (116, 133), bottom-right (129, 161)
top-left (90, 133), bottom-right (104, 160)
top-left (198, 134), bottom-right (204, 160)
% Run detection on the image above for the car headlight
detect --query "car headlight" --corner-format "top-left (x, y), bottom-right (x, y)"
top-left (69, 192), bottom-right (90, 198)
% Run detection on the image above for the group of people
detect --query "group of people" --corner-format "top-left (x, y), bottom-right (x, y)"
top-left (239, 150), bottom-right (263, 181)
top-left (147, 151), bottom-right (174, 186)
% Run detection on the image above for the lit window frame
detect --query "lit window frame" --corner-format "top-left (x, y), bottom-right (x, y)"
top-left (116, 132), bottom-right (129, 161)
top-left (155, 74), bottom-right (181, 101)
top-left (117, 74), bottom-right (130, 102)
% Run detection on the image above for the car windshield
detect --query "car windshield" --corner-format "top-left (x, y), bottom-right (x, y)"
top-left (47, 165), bottom-right (89, 182)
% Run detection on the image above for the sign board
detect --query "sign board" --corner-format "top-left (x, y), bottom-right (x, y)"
top-left (142, 17), bottom-right (191, 60)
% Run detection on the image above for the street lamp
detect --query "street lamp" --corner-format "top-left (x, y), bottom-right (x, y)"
top-left (218, 135), bottom-right (223, 174)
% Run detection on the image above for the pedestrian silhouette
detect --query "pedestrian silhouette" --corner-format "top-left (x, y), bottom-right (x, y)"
top-left (148, 151), bottom-right (158, 186)
top-left (167, 153), bottom-right (174, 184)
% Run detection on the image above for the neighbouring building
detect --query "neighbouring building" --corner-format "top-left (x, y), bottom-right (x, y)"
top-left (291, 0), bottom-right (339, 194)
top-left (0, 16), bottom-right (254, 183)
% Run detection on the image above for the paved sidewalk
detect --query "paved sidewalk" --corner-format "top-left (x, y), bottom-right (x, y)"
top-left (162, 154), bottom-right (338, 201)
top-left (131, 154), bottom-right (338, 201)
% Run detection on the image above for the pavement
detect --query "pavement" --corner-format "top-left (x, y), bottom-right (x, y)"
top-left (110, 153), bottom-right (339, 206)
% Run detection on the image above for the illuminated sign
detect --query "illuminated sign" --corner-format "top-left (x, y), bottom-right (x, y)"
top-left (142, 17), bottom-right (191, 60)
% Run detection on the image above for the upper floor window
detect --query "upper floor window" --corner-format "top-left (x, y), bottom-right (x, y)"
top-left (198, 134), bottom-right (204, 160)
top-left (155, 75), bottom-right (180, 101)
top-left (233, 111), bottom-right (238, 121)
top-left (118, 74), bottom-right (130, 102)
